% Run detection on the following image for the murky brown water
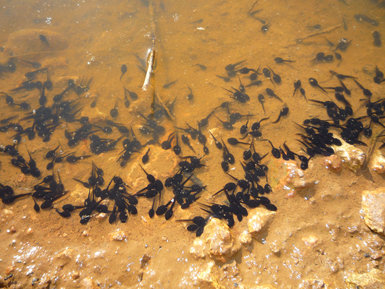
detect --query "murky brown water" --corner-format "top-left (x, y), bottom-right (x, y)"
top-left (1, 0), bottom-right (385, 288)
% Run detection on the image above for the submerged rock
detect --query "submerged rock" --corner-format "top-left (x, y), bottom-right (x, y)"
top-left (247, 208), bottom-right (276, 235)
top-left (109, 229), bottom-right (127, 241)
top-left (81, 277), bottom-right (99, 289)
top-left (299, 279), bottom-right (327, 288)
top-left (53, 247), bottom-right (73, 268)
top-left (196, 261), bottom-right (217, 289)
top-left (279, 161), bottom-right (317, 197)
top-left (190, 218), bottom-right (240, 261)
top-left (362, 188), bottom-right (385, 235)
top-left (180, 261), bottom-right (223, 289)
top-left (345, 269), bottom-right (385, 288)
top-left (369, 150), bottom-right (385, 174)
top-left (332, 139), bottom-right (365, 172)
top-left (238, 230), bottom-right (252, 245)
top-left (301, 235), bottom-right (319, 248)
top-left (324, 154), bottom-right (342, 172)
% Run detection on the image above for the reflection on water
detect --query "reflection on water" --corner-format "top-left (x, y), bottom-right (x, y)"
top-left (0, 0), bottom-right (385, 288)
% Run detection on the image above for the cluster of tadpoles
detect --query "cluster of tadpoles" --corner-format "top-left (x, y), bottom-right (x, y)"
top-left (55, 160), bottom-right (205, 225)
top-left (294, 68), bottom-right (385, 162)
top-left (0, 170), bottom-right (66, 212)
top-left (0, 144), bottom-right (41, 178)
top-left (44, 144), bottom-right (91, 170)
top-left (117, 129), bottom-right (145, 167)
top-left (1, 48), bottom-right (385, 239)
top-left (181, 140), bottom-right (277, 237)
top-left (1, 75), bottom-right (90, 144)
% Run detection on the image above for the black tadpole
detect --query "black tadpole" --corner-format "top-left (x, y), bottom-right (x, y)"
top-left (142, 148), bottom-right (150, 164)
top-left (272, 106), bottom-right (289, 123)
top-left (124, 88), bottom-right (138, 100)
top-left (293, 80), bottom-right (301, 97)
top-left (261, 24), bottom-right (269, 33)
top-left (187, 87), bottom-right (194, 101)
top-left (110, 106), bottom-right (119, 118)
top-left (267, 66), bottom-right (281, 84)
top-left (39, 34), bottom-right (49, 46)
top-left (181, 134), bottom-right (195, 153)
top-left (240, 119), bottom-right (249, 135)
top-left (274, 57), bottom-right (295, 64)
top-left (258, 94), bottom-right (265, 113)
top-left (227, 137), bottom-right (249, 146)
top-left (263, 139), bottom-right (281, 158)
top-left (120, 64), bottom-right (127, 80)
top-left (208, 130), bottom-right (222, 150)
top-left (221, 139), bottom-right (235, 164)
top-left (308, 77), bottom-right (327, 93)
top-left (265, 88), bottom-right (283, 102)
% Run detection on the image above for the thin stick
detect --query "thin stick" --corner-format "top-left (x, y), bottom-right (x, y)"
top-left (154, 91), bottom-right (175, 120)
top-left (142, 0), bottom-right (175, 121)
top-left (142, 46), bottom-right (155, 91)
top-left (142, 0), bottom-right (156, 91)
top-left (295, 24), bottom-right (342, 44)
top-left (364, 129), bottom-right (385, 169)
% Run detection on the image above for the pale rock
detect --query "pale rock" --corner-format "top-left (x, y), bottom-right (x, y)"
top-left (247, 208), bottom-right (276, 235)
top-left (81, 277), bottom-right (99, 289)
top-left (332, 138), bottom-right (365, 172)
top-left (16, 173), bottom-right (27, 183)
top-left (37, 273), bottom-right (53, 289)
top-left (7, 226), bottom-right (16, 234)
top-left (197, 261), bottom-right (216, 288)
top-left (2, 209), bottom-right (14, 216)
top-left (161, 236), bottom-right (168, 242)
top-left (221, 260), bottom-right (241, 285)
top-left (324, 154), bottom-right (342, 171)
top-left (269, 240), bottom-right (281, 254)
top-left (362, 188), bottom-right (385, 235)
top-left (190, 239), bottom-right (206, 258)
top-left (190, 218), bottom-right (239, 261)
top-left (93, 250), bottom-right (105, 259)
top-left (54, 248), bottom-right (73, 268)
top-left (302, 235), bottom-right (319, 248)
top-left (345, 269), bottom-right (385, 288)
top-left (299, 279), bottom-right (327, 288)
top-left (71, 271), bottom-right (80, 280)
top-left (109, 229), bottom-right (127, 241)
top-left (95, 213), bottom-right (107, 220)
top-left (283, 161), bottom-right (316, 189)
top-left (369, 150), bottom-right (385, 174)
top-left (239, 230), bottom-right (252, 245)
top-left (179, 262), bottom-right (222, 289)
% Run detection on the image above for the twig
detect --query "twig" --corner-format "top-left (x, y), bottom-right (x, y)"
top-left (142, 0), bottom-right (156, 91)
top-left (295, 24), bottom-right (342, 44)
top-left (364, 129), bottom-right (385, 169)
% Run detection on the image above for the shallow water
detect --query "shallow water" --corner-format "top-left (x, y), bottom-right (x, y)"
top-left (1, 0), bottom-right (385, 288)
